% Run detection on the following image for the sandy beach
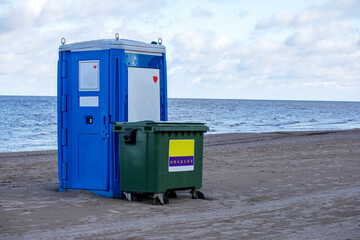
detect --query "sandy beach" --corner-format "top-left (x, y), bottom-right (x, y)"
top-left (1, 129), bottom-right (359, 239)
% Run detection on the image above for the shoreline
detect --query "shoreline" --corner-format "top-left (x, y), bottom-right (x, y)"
top-left (1, 128), bottom-right (360, 239)
top-left (205, 127), bottom-right (360, 136)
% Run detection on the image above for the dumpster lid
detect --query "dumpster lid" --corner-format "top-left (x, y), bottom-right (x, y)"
top-left (59, 38), bottom-right (165, 54)
top-left (113, 121), bottom-right (209, 132)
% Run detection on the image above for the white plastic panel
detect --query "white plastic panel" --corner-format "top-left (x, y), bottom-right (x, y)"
top-left (128, 67), bottom-right (160, 122)
top-left (124, 50), bottom-right (162, 56)
top-left (79, 60), bottom-right (99, 91)
top-left (79, 96), bottom-right (99, 107)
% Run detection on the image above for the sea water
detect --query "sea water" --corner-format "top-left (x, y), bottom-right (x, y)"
top-left (0, 96), bottom-right (359, 152)
top-left (0, 96), bottom-right (57, 153)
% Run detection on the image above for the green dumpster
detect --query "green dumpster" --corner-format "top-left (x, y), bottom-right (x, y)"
top-left (113, 121), bottom-right (208, 204)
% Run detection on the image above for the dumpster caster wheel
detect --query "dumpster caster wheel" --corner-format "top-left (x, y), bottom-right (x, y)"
top-left (124, 192), bottom-right (136, 202)
top-left (154, 194), bottom-right (169, 205)
top-left (197, 191), bottom-right (205, 200)
top-left (163, 195), bottom-right (169, 204)
top-left (165, 191), bottom-right (177, 198)
top-left (191, 190), bottom-right (205, 200)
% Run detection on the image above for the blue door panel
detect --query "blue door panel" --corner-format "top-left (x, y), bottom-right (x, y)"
top-left (77, 133), bottom-right (107, 189)
top-left (67, 50), bottom-right (110, 191)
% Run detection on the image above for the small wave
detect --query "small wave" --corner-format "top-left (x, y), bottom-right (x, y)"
top-left (324, 121), bottom-right (349, 125)
top-left (272, 117), bottom-right (285, 121)
top-left (281, 121), bottom-right (300, 126)
top-left (229, 122), bottom-right (245, 127)
top-left (253, 121), bottom-right (300, 127)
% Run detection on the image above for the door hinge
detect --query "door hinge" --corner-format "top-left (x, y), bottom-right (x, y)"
top-left (61, 95), bottom-right (67, 112)
top-left (62, 128), bottom-right (67, 146)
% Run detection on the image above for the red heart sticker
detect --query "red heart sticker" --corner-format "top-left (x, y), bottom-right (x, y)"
top-left (93, 65), bottom-right (97, 69)
top-left (153, 76), bottom-right (158, 83)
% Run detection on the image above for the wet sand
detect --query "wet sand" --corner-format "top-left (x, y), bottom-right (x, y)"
top-left (1, 130), bottom-right (360, 239)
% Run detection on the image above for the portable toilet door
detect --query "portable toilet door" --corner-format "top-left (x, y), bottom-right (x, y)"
top-left (57, 37), bottom-right (167, 198)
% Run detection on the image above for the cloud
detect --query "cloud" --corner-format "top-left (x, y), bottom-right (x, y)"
top-left (35, 0), bottom-right (66, 25)
top-left (168, 30), bottom-right (238, 96)
top-left (238, 9), bottom-right (248, 17)
top-left (0, 0), bottom-right (47, 33)
top-left (168, 18), bottom-right (360, 99)
top-left (255, 10), bottom-right (294, 29)
top-left (191, 6), bottom-right (213, 18)
top-left (165, 2), bottom-right (360, 100)
top-left (255, 0), bottom-right (360, 30)
top-left (172, 30), bottom-right (235, 53)
top-left (243, 0), bottom-right (359, 100)
top-left (284, 20), bottom-right (354, 48)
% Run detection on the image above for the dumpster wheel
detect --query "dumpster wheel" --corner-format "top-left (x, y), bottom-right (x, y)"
top-left (191, 189), bottom-right (205, 200)
top-left (154, 193), bottom-right (169, 205)
top-left (123, 192), bottom-right (137, 202)
top-left (165, 190), bottom-right (177, 198)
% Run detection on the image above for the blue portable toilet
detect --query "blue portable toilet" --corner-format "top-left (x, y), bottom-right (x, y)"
top-left (57, 36), bottom-right (168, 198)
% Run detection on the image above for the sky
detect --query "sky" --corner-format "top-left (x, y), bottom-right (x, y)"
top-left (0, 0), bottom-right (359, 101)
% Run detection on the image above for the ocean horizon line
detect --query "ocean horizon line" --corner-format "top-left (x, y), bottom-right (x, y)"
top-left (1, 95), bottom-right (359, 103)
